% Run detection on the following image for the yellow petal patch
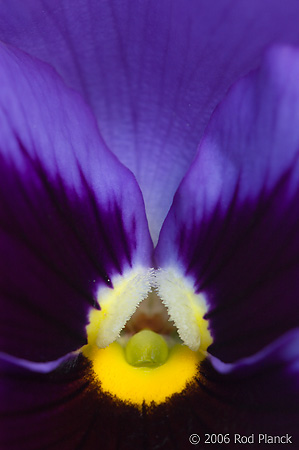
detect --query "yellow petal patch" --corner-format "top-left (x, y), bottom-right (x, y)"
top-left (83, 341), bottom-right (204, 406)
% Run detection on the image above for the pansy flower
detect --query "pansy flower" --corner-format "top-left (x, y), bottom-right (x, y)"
top-left (1, 1), bottom-right (299, 448)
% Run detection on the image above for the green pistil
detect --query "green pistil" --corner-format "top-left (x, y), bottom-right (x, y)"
top-left (125, 329), bottom-right (169, 368)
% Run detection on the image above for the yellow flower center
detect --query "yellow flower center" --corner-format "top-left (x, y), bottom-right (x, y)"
top-left (83, 266), bottom-right (212, 407)
top-left (83, 332), bottom-right (204, 406)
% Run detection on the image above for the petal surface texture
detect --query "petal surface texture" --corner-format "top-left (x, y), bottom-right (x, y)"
top-left (1, 2), bottom-right (299, 241)
top-left (0, 43), bottom-right (152, 362)
top-left (1, 330), bottom-right (298, 449)
top-left (156, 46), bottom-right (299, 362)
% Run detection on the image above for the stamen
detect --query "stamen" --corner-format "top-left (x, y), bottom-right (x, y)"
top-left (83, 267), bottom-right (212, 406)
top-left (86, 267), bottom-right (155, 348)
top-left (155, 267), bottom-right (212, 352)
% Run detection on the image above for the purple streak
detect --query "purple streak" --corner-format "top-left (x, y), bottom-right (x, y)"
top-left (0, 43), bottom-right (152, 362)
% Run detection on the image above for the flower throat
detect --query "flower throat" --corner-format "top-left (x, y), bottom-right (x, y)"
top-left (82, 267), bottom-right (212, 406)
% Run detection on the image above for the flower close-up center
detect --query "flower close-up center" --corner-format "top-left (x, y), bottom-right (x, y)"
top-left (1, 2), bottom-right (299, 448)
top-left (83, 268), bottom-right (212, 406)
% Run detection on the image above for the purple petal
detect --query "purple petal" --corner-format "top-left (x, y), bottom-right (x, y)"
top-left (210, 328), bottom-right (299, 383)
top-left (2, 331), bottom-right (298, 448)
top-left (0, 43), bottom-right (152, 362)
top-left (155, 330), bottom-right (299, 447)
top-left (0, 354), bottom-right (99, 449)
top-left (0, 351), bottom-right (75, 374)
top-left (0, 355), bottom-right (145, 450)
top-left (156, 46), bottom-right (299, 362)
top-left (1, 2), bottom-right (299, 241)
top-left (206, 329), bottom-right (299, 437)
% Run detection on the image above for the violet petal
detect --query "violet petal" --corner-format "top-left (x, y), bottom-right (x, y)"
top-left (156, 46), bottom-right (299, 361)
top-left (2, 2), bottom-right (299, 240)
top-left (0, 43), bottom-right (152, 362)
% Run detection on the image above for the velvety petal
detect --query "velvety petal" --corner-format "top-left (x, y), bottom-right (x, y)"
top-left (0, 43), bottom-right (152, 362)
top-left (0, 354), bottom-right (113, 450)
top-left (1, 2), bottom-right (299, 241)
top-left (149, 330), bottom-right (299, 449)
top-left (156, 46), bottom-right (299, 361)
top-left (210, 328), bottom-right (299, 383)
top-left (0, 354), bottom-right (150, 450)
top-left (2, 330), bottom-right (298, 449)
